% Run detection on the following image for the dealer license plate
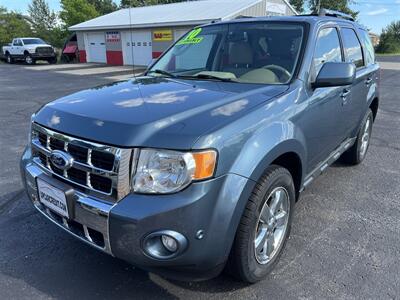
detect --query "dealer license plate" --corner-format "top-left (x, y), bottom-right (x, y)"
top-left (37, 178), bottom-right (69, 218)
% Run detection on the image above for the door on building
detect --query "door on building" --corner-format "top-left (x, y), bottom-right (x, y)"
top-left (87, 33), bottom-right (106, 63)
top-left (122, 31), bottom-right (152, 66)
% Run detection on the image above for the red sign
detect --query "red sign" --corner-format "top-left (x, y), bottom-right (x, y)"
top-left (106, 31), bottom-right (120, 43)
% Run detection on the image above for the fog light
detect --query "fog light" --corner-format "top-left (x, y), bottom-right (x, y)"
top-left (143, 230), bottom-right (188, 260)
top-left (161, 235), bottom-right (178, 252)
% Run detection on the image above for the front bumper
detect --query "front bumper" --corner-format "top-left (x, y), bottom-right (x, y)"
top-left (31, 52), bottom-right (56, 59)
top-left (21, 146), bottom-right (255, 281)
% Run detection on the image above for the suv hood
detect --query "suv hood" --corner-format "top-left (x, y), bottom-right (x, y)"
top-left (34, 77), bottom-right (287, 149)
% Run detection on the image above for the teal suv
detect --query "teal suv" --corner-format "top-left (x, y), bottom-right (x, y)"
top-left (21, 10), bottom-right (379, 282)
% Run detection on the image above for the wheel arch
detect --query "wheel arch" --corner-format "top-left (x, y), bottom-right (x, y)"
top-left (370, 97), bottom-right (379, 121)
top-left (246, 139), bottom-right (306, 197)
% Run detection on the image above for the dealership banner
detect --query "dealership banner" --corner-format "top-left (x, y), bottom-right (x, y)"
top-left (153, 30), bottom-right (173, 41)
top-left (106, 32), bottom-right (121, 43)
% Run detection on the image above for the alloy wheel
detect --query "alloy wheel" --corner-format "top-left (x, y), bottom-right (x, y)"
top-left (359, 116), bottom-right (372, 158)
top-left (254, 187), bottom-right (290, 265)
top-left (25, 55), bottom-right (32, 64)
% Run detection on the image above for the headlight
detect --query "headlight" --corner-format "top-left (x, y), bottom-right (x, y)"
top-left (28, 48), bottom-right (36, 53)
top-left (133, 149), bottom-right (217, 194)
top-left (28, 113), bottom-right (36, 141)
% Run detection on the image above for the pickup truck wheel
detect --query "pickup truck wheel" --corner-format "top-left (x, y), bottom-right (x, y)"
top-left (6, 53), bottom-right (13, 64)
top-left (227, 165), bottom-right (295, 283)
top-left (24, 54), bottom-right (35, 65)
top-left (48, 57), bottom-right (57, 64)
top-left (342, 109), bottom-right (373, 165)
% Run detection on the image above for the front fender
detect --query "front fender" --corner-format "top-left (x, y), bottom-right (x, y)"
top-left (229, 121), bottom-right (307, 182)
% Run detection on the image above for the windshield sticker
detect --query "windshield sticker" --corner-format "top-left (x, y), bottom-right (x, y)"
top-left (177, 28), bottom-right (204, 45)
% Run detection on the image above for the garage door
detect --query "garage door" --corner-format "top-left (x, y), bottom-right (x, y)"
top-left (122, 31), bottom-right (152, 66)
top-left (87, 33), bottom-right (106, 63)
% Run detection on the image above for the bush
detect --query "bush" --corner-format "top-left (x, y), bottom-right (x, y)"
top-left (376, 21), bottom-right (400, 54)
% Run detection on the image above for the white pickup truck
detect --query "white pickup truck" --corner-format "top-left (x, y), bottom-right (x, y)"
top-left (2, 37), bottom-right (57, 65)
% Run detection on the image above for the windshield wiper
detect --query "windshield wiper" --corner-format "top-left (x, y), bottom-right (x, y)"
top-left (179, 74), bottom-right (235, 82)
top-left (147, 69), bottom-right (177, 78)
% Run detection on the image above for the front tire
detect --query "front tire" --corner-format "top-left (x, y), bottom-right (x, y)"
top-left (24, 54), bottom-right (35, 65)
top-left (227, 165), bottom-right (295, 283)
top-left (341, 109), bottom-right (373, 165)
top-left (48, 57), bottom-right (57, 64)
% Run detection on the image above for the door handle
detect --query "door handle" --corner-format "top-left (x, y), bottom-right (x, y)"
top-left (341, 88), bottom-right (351, 98)
top-left (365, 77), bottom-right (373, 85)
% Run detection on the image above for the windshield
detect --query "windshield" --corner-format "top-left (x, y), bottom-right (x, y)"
top-left (22, 38), bottom-right (46, 45)
top-left (149, 22), bottom-right (305, 84)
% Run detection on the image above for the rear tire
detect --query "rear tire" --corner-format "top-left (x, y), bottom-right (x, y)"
top-left (341, 109), bottom-right (373, 165)
top-left (6, 53), bottom-right (13, 64)
top-left (226, 165), bottom-right (295, 283)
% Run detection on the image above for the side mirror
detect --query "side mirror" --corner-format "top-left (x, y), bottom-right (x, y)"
top-left (313, 62), bottom-right (356, 88)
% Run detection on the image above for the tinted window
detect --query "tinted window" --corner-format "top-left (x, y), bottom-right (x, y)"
top-left (341, 28), bottom-right (364, 68)
top-left (313, 27), bottom-right (342, 79)
top-left (13, 39), bottom-right (22, 46)
top-left (359, 29), bottom-right (375, 65)
top-left (22, 38), bottom-right (46, 45)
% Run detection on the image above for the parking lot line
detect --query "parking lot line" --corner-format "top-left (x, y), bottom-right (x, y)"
top-left (23, 63), bottom-right (101, 71)
top-left (55, 66), bottom-right (135, 76)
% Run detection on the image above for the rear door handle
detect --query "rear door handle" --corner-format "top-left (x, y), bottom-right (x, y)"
top-left (365, 77), bottom-right (373, 85)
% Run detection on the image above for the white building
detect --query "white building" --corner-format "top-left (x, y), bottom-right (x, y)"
top-left (70, 0), bottom-right (297, 66)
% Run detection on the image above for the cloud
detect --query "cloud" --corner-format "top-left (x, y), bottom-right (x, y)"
top-left (367, 8), bottom-right (388, 16)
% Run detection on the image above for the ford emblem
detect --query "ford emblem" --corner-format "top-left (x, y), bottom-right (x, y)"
top-left (49, 150), bottom-right (74, 170)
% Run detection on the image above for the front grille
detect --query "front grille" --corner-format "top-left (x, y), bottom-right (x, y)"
top-left (36, 47), bottom-right (53, 55)
top-left (31, 123), bottom-right (133, 202)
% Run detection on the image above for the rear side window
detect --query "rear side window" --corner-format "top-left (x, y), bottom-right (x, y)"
top-left (359, 29), bottom-right (375, 65)
top-left (341, 28), bottom-right (364, 68)
top-left (312, 27), bottom-right (342, 79)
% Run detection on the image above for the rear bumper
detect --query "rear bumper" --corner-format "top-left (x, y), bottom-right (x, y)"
top-left (21, 146), bottom-right (255, 281)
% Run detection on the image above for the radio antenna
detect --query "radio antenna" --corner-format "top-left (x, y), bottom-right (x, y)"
top-left (128, 6), bottom-right (136, 80)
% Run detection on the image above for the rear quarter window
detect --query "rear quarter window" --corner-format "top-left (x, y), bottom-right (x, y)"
top-left (359, 29), bottom-right (375, 65)
top-left (341, 27), bottom-right (364, 68)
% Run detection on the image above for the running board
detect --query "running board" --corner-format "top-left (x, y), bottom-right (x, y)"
top-left (300, 137), bottom-right (356, 192)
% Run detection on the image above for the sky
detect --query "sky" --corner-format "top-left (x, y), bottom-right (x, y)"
top-left (0, 0), bottom-right (399, 34)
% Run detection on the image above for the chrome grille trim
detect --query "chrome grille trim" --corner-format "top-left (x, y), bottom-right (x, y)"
top-left (31, 123), bottom-right (133, 202)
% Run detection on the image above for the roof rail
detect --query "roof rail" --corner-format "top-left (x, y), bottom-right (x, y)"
top-left (234, 15), bottom-right (253, 19)
top-left (318, 8), bottom-right (354, 21)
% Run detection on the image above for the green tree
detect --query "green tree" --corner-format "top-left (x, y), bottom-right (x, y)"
top-left (308, 0), bottom-right (358, 19)
top-left (0, 7), bottom-right (33, 47)
top-left (28, 0), bottom-right (58, 43)
top-left (289, 0), bottom-right (304, 13)
top-left (87, 0), bottom-right (118, 15)
top-left (59, 0), bottom-right (99, 29)
top-left (120, 0), bottom-right (187, 8)
top-left (376, 21), bottom-right (400, 54)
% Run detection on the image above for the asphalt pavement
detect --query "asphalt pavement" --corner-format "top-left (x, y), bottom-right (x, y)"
top-left (0, 59), bottom-right (399, 299)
